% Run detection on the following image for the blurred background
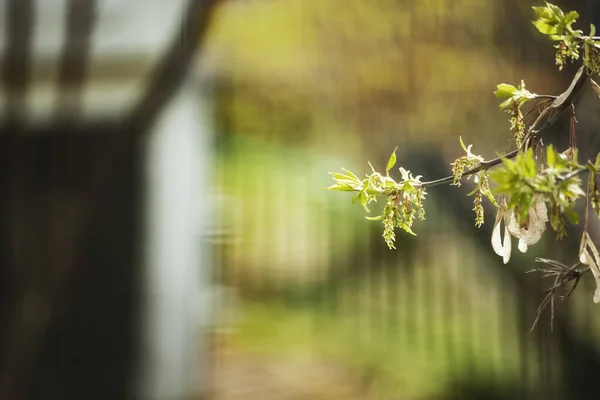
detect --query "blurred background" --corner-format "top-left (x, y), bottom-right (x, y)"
top-left (3, 0), bottom-right (600, 399)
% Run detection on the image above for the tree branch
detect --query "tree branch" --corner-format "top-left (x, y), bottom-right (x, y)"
top-left (421, 149), bottom-right (520, 188)
top-left (420, 66), bottom-right (589, 190)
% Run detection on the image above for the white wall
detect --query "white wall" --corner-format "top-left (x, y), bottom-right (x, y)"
top-left (136, 73), bottom-right (212, 399)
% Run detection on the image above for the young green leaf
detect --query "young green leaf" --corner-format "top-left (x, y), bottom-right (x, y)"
top-left (360, 191), bottom-right (369, 212)
top-left (331, 172), bottom-right (354, 181)
top-left (532, 4), bottom-right (555, 20)
top-left (564, 11), bottom-right (579, 25)
top-left (459, 136), bottom-right (468, 153)
top-left (398, 221), bottom-right (416, 236)
top-left (326, 184), bottom-right (357, 191)
top-left (341, 168), bottom-right (360, 182)
top-left (532, 20), bottom-right (558, 36)
top-left (386, 146), bottom-right (398, 175)
top-left (494, 84), bottom-right (518, 98)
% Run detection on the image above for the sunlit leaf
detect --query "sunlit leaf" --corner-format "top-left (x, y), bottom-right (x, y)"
top-left (494, 83), bottom-right (518, 98)
top-left (564, 11), bottom-right (579, 25)
top-left (532, 20), bottom-right (558, 35)
top-left (326, 184), bottom-right (356, 191)
top-left (458, 136), bottom-right (469, 153)
top-left (360, 191), bottom-right (369, 212)
top-left (341, 168), bottom-right (360, 182)
top-left (532, 5), bottom-right (554, 20)
top-left (386, 146), bottom-right (398, 174)
top-left (398, 222), bottom-right (416, 236)
top-left (331, 172), bottom-right (352, 181)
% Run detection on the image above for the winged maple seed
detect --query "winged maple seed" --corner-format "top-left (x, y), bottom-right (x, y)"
top-left (578, 232), bottom-right (600, 303)
top-left (491, 195), bottom-right (549, 264)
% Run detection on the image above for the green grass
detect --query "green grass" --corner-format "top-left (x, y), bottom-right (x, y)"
top-left (226, 277), bottom-right (530, 399)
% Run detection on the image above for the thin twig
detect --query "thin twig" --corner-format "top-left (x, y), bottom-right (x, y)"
top-left (528, 258), bottom-right (589, 332)
top-left (420, 149), bottom-right (520, 188)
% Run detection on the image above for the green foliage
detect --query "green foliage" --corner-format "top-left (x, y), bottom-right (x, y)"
top-left (532, 2), bottom-right (583, 70)
top-left (494, 80), bottom-right (536, 147)
top-left (327, 169), bottom-right (364, 192)
top-left (489, 149), bottom-right (539, 224)
top-left (531, 2), bottom-right (600, 74)
top-left (386, 146), bottom-right (398, 175)
top-left (494, 80), bottom-right (536, 111)
top-left (490, 146), bottom-right (585, 239)
top-left (327, 151), bottom-right (426, 249)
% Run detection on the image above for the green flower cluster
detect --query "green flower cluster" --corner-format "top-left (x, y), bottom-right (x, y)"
top-left (450, 137), bottom-right (484, 186)
top-left (326, 148), bottom-right (426, 249)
